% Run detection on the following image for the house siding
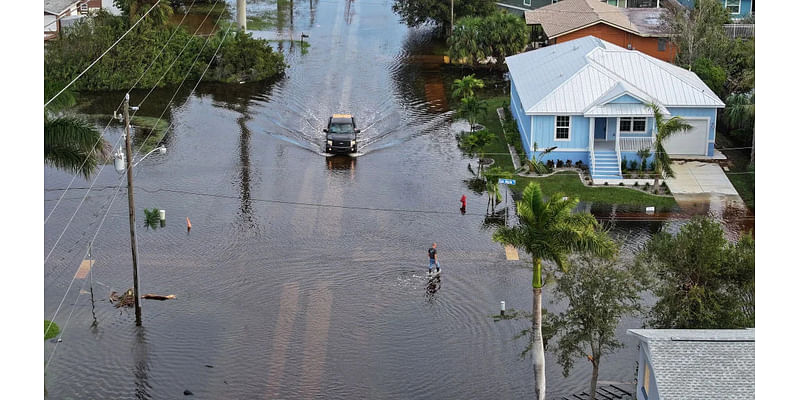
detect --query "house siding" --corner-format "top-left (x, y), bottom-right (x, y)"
top-left (530, 115), bottom-right (591, 165)
top-left (552, 23), bottom-right (677, 63)
top-left (510, 79), bottom-right (534, 159)
top-left (666, 107), bottom-right (718, 156)
top-left (496, 0), bottom-right (552, 12)
top-left (676, 0), bottom-right (753, 19)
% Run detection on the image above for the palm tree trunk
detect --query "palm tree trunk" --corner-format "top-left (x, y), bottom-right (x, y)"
top-left (532, 258), bottom-right (545, 400)
top-left (749, 126), bottom-right (755, 167)
top-left (590, 359), bottom-right (599, 400)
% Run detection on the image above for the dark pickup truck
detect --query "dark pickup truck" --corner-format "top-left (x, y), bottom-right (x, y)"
top-left (324, 114), bottom-right (360, 154)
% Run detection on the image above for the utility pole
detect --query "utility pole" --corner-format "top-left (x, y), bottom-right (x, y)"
top-left (237, 0), bottom-right (246, 31)
top-left (450, 0), bottom-right (454, 36)
top-left (123, 93), bottom-right (143, 326)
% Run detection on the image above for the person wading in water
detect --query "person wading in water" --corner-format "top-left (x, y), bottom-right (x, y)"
top-left (428, 243), bottom-right (440, 274)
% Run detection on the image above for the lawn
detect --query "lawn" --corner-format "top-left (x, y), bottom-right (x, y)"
top-left (462, 93), bottom-right (676, 208)
top-left (716, 130), bottom-right (755, 211)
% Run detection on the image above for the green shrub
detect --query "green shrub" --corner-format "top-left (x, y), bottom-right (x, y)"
top-left (44, 11), bottom-right (286, 91)
top-left (44, 320), bottom-right (60, 340)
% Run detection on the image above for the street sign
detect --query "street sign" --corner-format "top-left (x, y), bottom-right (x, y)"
top-left (498, 178), bottom-right (516, 185)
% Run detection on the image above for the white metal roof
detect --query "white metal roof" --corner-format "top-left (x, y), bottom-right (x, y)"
top-left (584, 103), bottom-right (657, 117)
top-left (505, 36), bottom-right (724, 116)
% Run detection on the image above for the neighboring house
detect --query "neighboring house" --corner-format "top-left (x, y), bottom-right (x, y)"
top-left (675, 0), bottom-right (754, 20)
top-left (525, 0), bottom-right (677, 62)
top-left (506, 36), bottom-right (724, 182)
top-left (496, 0), bottom-right (554, 15)
top-left (44, 0), bottom-right (102, 40)
top-left (627, 329), bottom-right (755, 400)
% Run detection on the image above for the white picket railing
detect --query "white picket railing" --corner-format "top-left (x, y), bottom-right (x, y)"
top-left (620, 137), bottom-right (654, 152)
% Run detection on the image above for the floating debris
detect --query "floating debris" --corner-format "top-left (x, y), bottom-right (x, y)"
top-left (110, 289), bottom-right (136, 308)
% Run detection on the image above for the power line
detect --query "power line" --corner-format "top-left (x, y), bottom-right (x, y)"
top-left (137, 186), bottom-right (754, 222)
top-left (45, 11), bottom-right (235, 354)
top-left (44, 0), bottom-right (163, 108)
top-left (45, 0), bottom-right (204, 226)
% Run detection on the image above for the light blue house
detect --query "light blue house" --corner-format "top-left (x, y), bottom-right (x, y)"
top-left (506, 36), bottom-right (724, 182)
top-left (675, 0), bottom-right (754, 20)
top-left (627, 329), bottom-right (755, 400)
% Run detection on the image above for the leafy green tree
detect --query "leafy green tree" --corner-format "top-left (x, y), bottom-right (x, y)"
top-left (114, 0), bottom-right (175, 27)
top-left (391, 0), bottom-right (494, 35)
top-left (692, 57), bottom-right (727, 96)
top-left (492, 183), bottom-right (617, 400)
top-left (447, 11), bottom-right (527, 65)
top-left (649, 102), bottom-right (691, 189)
top-left (452, 74), bottom-right (484, 100)
top-left (663, 0), bottom-right (730, 68)
top-left (483, 166), bottom-right (512, 214)
top-left (458, 95), bottom-right (487, 132)
top-left (44, 10), bottom-right (286, 91)
top-left (44, 81), bottom-right (108, 178)
top-left (726, 92), bottom-right (755, 166)
top-left (638, 217), bottom-right (755, 329)
top-left (459, 129), bottom-right (495, 177)
top-left (550, 255), bottom-right (645, 400)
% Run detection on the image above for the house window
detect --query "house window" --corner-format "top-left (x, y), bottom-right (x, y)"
top-left (607, 0), bottom-right (618, 6)
top-left (80, 3), bottom-right (88, 12)
top-left (620, 117), bottom-right (646, 133)
top-left (524, 0), bottom-right (531, 5)
top-left (555, 116), bottom-right (570, 140)
top-left (643, 362), bottom-right (651, 397)
top-left (658, 38), bottom-right (666, 51)
top-left (726, 0), bottom-right (741, 14)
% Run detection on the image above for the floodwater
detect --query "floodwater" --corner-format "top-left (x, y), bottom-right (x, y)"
top-left (44, 1), bottom-right (753, 398)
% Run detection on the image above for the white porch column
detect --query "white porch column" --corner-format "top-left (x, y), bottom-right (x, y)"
top-left (589, 117), bottom-right (595, 150)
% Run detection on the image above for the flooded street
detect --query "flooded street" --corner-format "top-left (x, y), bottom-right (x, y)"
top-left (44, 1), bottom-right (752, 398)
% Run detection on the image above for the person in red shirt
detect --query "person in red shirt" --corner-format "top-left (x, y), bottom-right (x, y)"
top-left (459, 195), bottom-right (466, 214)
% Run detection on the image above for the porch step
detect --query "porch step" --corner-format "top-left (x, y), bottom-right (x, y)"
top-left (590, 150), bottom-right (622, 180)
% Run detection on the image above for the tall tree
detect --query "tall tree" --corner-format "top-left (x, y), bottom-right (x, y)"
top-left (662, 0), bottom-right (730, 68)
top-left (550, 255), bottom-right (645, 400)
top-left (447, 11), bottom-right (527, 65)
top-left (638, 217), bottom-right (755, 329)
top-left (458, 95), bottom-right (487, 133)
top-left (482, 166), bottom-right (512, 214)
top-left (725, 91), bottom-right (755, 166)
top-left (44, 81), bottom-right (108, 178)
top-left (114, 0), bottom-right (174, 27)
top-left (649, 102), bottom-right (691, 189)
top-left (459, 129), bottom-right (495, 177)
top-left (391, 0), bottom-right (494, 35)
top-left (452, 74), bottom-right (484, 100)
top-left (492, 183), bottom-right (617, 400)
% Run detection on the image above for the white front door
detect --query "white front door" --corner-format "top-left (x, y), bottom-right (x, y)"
top-left (663, 119), bottom-right (709, 156)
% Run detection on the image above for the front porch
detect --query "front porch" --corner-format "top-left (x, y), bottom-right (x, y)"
top-left (588, 116), bottom-right (655, 181)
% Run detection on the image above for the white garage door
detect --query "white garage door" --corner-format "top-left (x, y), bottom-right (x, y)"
top-left (663, 119), bottom-right (708, 156)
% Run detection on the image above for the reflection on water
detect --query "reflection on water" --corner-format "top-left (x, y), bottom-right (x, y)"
top-left (45, 0), bottom-right (753, 398)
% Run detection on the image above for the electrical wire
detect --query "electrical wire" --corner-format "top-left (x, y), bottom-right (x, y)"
top-left (44, 1), bottom-right (222, 262)
top-left (45, 0), bottom-right (203, 226)
top-left (45, 12), bottom-right (235, 368)
top-left (44, 0), bottom-right (163, 108)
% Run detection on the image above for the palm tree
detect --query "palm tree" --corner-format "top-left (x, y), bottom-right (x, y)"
top-left (118, 0), bottom-right (174, 27)
top-left (492, 183), bottom-right (617, 400)
top-left (452, 74), bottom-right (485, 100)
top-left (725, 92), bottom-right (755, 166)
top-left (459, 129), bottom-right (495, 177)
top-left (44, 81), bottom-right (108, 178)
top-left (649, 102), bottom-right (691, 190)
top-left (458, 95), bottom-right (487, 132)
top-left (483, 166), bottom-right (512, 214)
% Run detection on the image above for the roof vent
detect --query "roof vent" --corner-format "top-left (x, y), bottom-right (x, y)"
top-left (627, 44), bottom-right (632, 50)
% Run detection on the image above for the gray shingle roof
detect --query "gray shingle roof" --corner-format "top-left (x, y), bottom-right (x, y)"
top-left (628, 329), bottom-right (755, 400)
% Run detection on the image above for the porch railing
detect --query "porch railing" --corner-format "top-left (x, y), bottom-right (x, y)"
top-left (620, 137), bottom-right (654, 152)
top-left (724, 24), bottom-right (754, 39)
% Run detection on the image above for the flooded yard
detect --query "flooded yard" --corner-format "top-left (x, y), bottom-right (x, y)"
top-left (44, 0), bottom-right (752, 398)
